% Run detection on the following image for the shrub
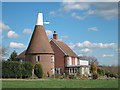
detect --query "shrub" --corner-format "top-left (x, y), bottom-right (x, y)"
top-left (69, 75), bottom-right (74, 79)
top-left (97, 68), bottom-right (105, 76)
top-left (10, 61), bottom-right (21, 78)
top-left (92, 73), bottom-right (98, 79)
top-left (109, 73), bottom-right (118, 78)
top-left (21, 62), bottom-right (33, 78)
top-left (34, 62), bottom-right (43, 78)
top-left (2, 61), bottom-right (11, 78)
top-left (2, 61), bottom-right (33, 78)
top-left (47, 71), bottom-right (50, 77)
top-left (90, 63), bottom-right (97, 74)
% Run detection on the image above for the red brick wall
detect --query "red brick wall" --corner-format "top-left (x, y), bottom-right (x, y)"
top-left (72, 57), bottom-right (75, 65)
top-left (25, 54), bottom-right (54, 76)
top-left (50, 40), bottom-right (65, 73)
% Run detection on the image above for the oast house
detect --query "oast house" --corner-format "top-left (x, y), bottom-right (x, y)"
top-left (16, 13), bottom-right (90, 76)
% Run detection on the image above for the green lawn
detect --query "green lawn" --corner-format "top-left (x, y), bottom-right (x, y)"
top-left (2, 79), bottom-right (118, 88)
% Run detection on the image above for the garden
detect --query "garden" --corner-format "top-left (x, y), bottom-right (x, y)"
top-left (1, 51), bottom-right (119, 88)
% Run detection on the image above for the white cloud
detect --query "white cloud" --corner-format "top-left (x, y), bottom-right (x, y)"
top-left (81, 48), bottom-right (92, 53)
top-left (44, 21), bottom-right (50, 25)
top-left (9, 42), bottom-right (26, 49)
top-left (45, 30), bottom-right (53, 36)
top-left (49, 11), bottom-right (55, 15)
top-left (62, 2), bottom-right (90, 11)
top-left (22, 28), bottom-right (32, 34)
top-left (87, 10), bottom-right (95, 15)
top-left (49, 2), bottom-right (117, 20)
top-left (68, 41), bottom-right (117, 49)
top-left (102, 54), bottom-right (114, 58)
top-left (0, 22), bottom-right (11, 33)
top-left (92, 3), bottom-right (118, 19)
top-left (88, 27), bottom-right (98, 31)
top-left (59, 35), bottom-right (68, 41)
top-left (7, 30), bottom-right (19, 38)
top-left (71, 12), bottom-right (85, 20)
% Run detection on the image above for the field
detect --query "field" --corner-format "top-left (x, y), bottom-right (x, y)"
top-left (2, 79), bottom-right (118, 88)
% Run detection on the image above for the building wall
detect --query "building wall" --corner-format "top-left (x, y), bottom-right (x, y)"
top-left (25, 54), bottom-right (54, 76)
top-left (50, 40), bottom-right (65, 74)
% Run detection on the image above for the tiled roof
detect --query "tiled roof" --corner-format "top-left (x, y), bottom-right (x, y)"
top-left (25, 25), bottom-right (54, 54)
top-left (16, 50), bottom-right (26, 59)
top-left (51, 39), bottom-right (78, 57)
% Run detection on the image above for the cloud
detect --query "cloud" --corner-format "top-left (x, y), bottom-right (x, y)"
top-left (81, 48), bottom-right (92, 53)
top-left (49, 11), bottom-right (56, 15)
top-left (102, 54), bottom-right (114, 58)
top-left (59, 35), bottom-right (68, 41)
top-left (0, 22), bottom-right (11, 33)
top-left (7, 30), bottom-right (19, 38)
top-left (68, 41), bottom-right (117, 49)
top-left (9, 42), bottom-right (26, 49)
top-left (62, 2), bottom-right (90, 11)
top-left (22, 28), bottom-right (32, 35)
top-left (87, 10), bottom-right (95, 15)
top-left (71, 12), bottom-right (85, 20)
top-left (88, 27), bottom-right (98, 31)
top-left (49, 2), bottom-right (117, 20)
top-left (92, 3), bottom-right (118, 19)
top-left (45, 30), bottom-right (53, 36)
top-left (44, 21), bottom-right (50, 25)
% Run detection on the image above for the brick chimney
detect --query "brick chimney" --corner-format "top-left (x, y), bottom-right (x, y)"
top-left (53, 31), bottom-right (58, 40)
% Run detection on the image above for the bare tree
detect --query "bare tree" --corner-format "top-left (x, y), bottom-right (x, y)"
top-left (80, 56), bottom-right (99, 65)
top-left (0, 46), bottom-right (8, 60)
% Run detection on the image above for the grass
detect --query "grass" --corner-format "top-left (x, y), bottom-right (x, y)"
top-left (2, 79), bottom-right (118, 88)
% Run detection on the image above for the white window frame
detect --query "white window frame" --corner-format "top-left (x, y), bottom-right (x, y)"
top-left (51, 56), bottom-right (54, 62)
top-left (36, 55), bottom-right (40, 62)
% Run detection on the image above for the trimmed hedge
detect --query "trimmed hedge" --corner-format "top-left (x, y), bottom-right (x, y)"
top-left (2, 61), bottom-right (33, 78)
top-left (21, 62), bottom-right (33, 78)
top-left (34, 62), bottom-right (43, 78)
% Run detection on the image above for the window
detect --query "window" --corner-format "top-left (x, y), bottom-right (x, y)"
top-left (20, 59), bottom-right (23, 62)
top-left (67, 57), bottom-right (69, 65)
top-left (51, 68), bottom-right (55, 74)
top-left (51, 56), bottom-right (54, 62)
top-left (72, 58), bottom-right (75, 65)
top-left (55, 68), bottom-right (61, 74)
top-left (77, 59), bottom-right (79, 65)
top-left (36, 56), bottom-right (40, 62)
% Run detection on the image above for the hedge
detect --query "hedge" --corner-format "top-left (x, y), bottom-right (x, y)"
top-left (2, 61), bottom-right (33, 78)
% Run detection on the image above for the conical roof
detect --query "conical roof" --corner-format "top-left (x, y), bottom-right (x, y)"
top-left (25, 13), bottom-right (54, 54)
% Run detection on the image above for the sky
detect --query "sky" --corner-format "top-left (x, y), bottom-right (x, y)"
top-left (1, 2), bottom-right (118, 66)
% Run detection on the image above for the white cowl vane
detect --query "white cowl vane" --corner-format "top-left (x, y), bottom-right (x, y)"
top-left (36, 13), bottom-right (43, 25)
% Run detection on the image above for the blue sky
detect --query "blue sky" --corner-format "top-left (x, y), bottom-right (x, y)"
top-left (1, 2), bottom-right (118, 66)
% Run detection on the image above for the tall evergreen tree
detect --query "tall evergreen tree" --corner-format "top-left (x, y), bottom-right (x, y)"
top-left (8, 50), bottom-right (17, 61)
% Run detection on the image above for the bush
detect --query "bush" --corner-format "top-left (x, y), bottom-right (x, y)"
top-left (47, 71), bottom-right (50, 77)
top-left (90, 63), bottom-right (97, 74)
top-left (34, 62), bottom-right (43, 78)
top-left (10, 61), bottom-right (21, 78)
top-left (21, 62), bottom-right (33, 78)
top-left (2, 61), bottom-right (33, 78)
top-left (69, 75), bottom-right (75, 79)
top-left (97, 68), bottom-right (105, 76)
top-left (2, 61), bottom-right (11, 78)
top-left (109, 73), bottom-right (118, 78)
top-left (92, 73), bottom-right (98, 79)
